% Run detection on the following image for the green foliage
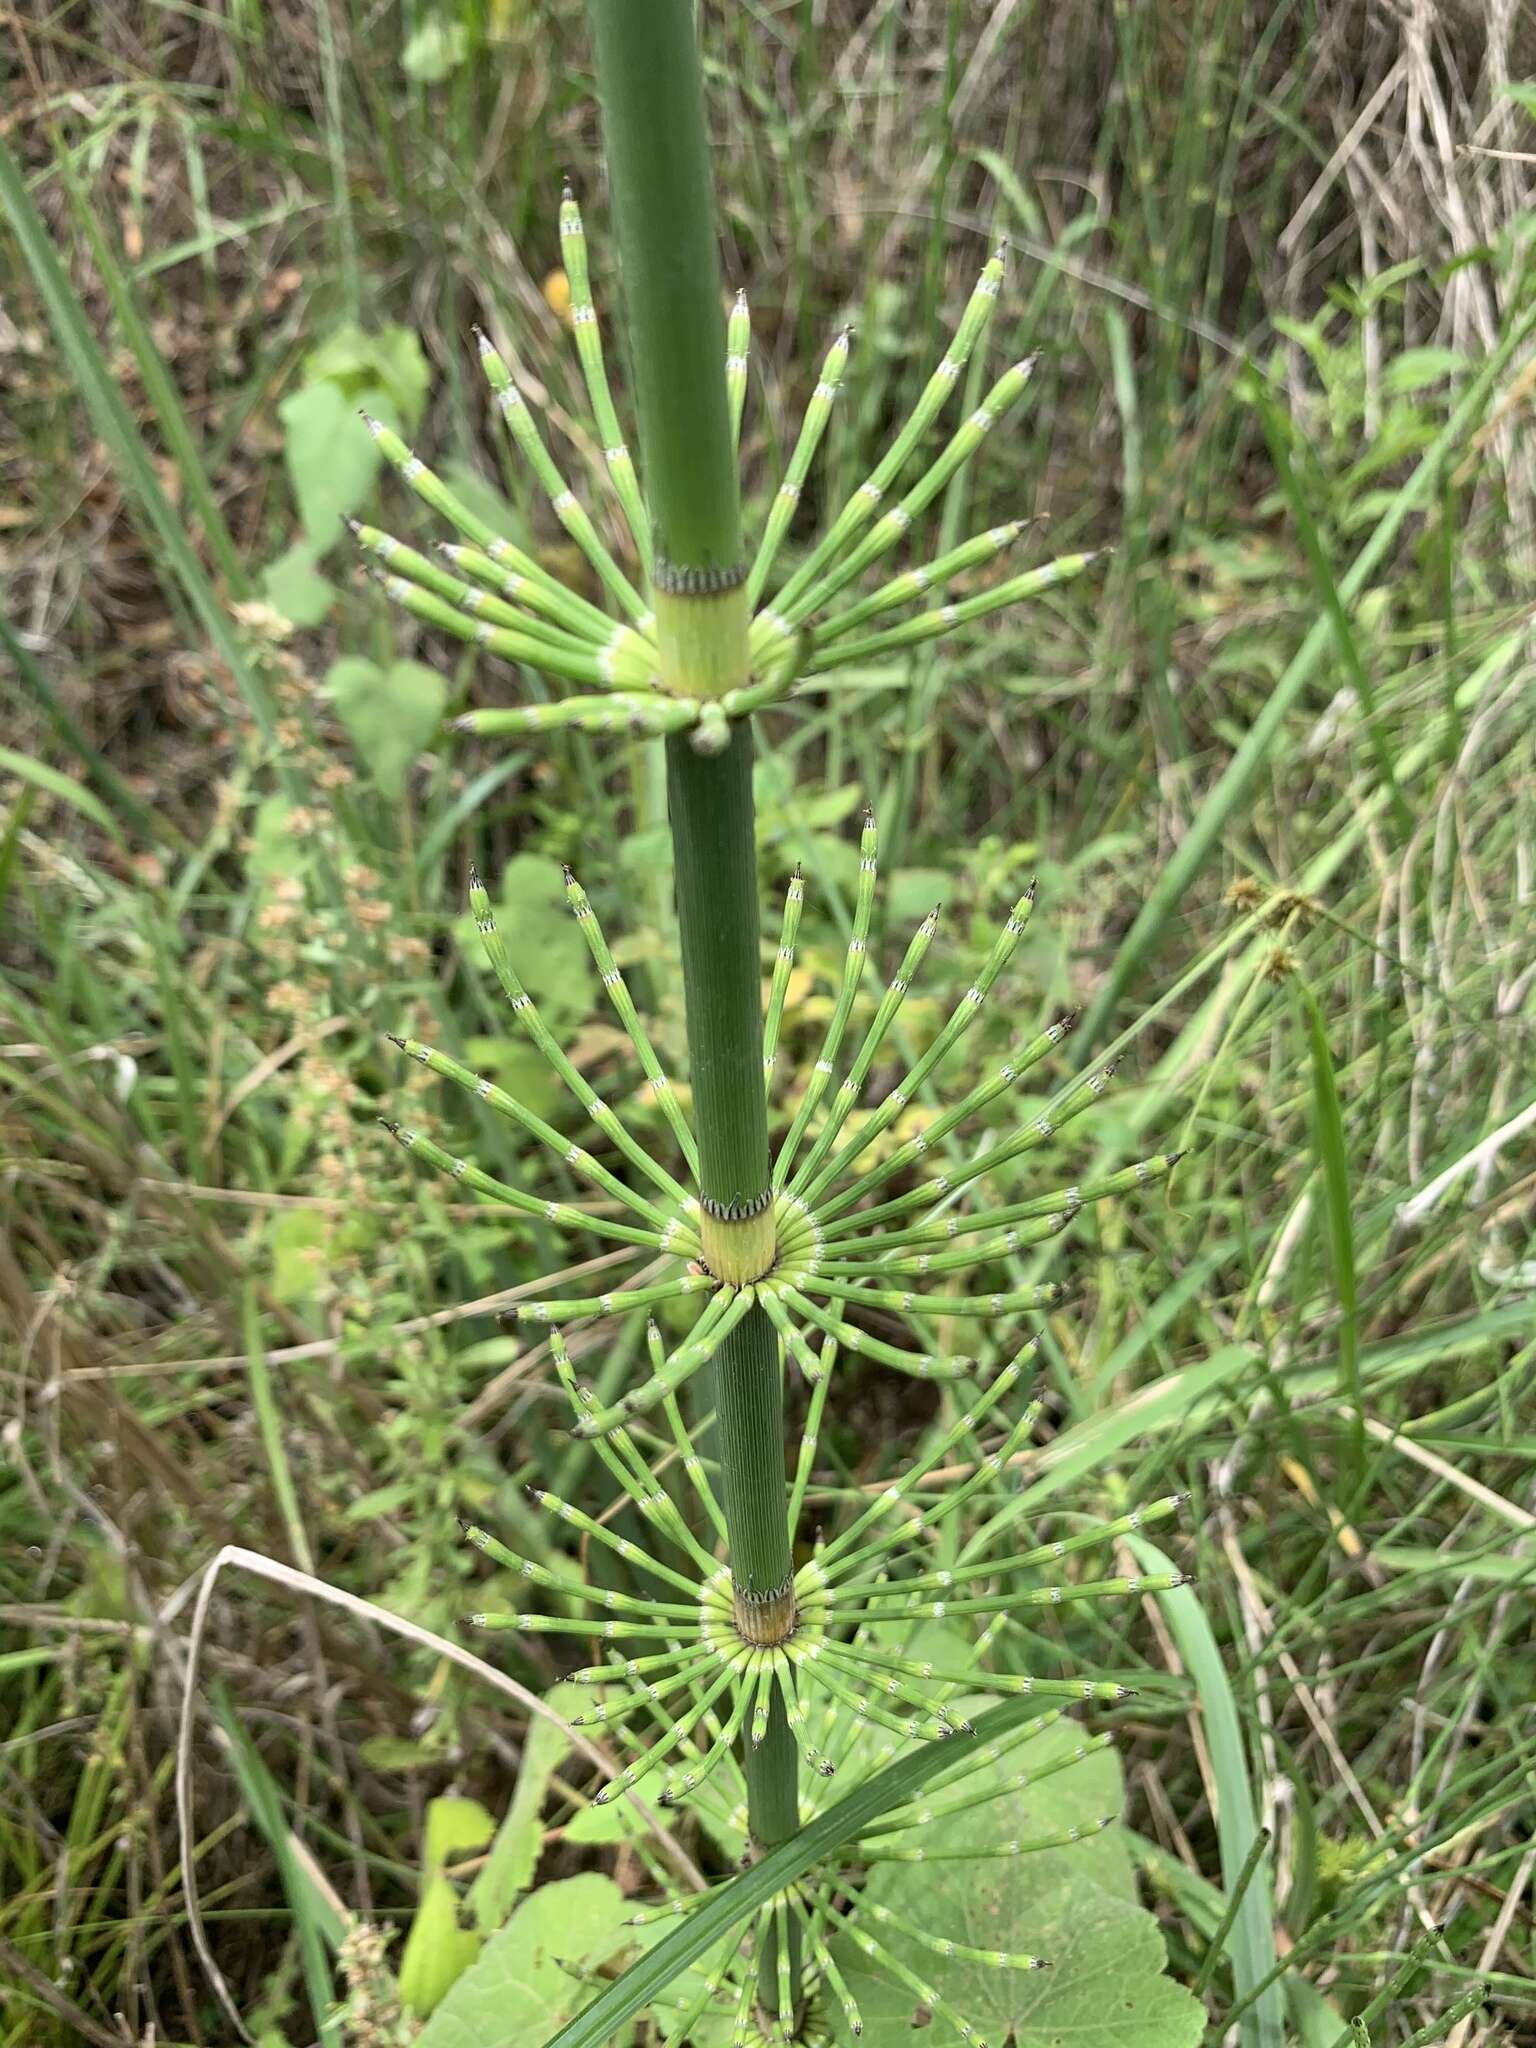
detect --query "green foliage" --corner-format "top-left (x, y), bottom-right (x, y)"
top-left (417, 1873), bottom-right (630, 2047)
top-left (833, 1724), bottom-right (1201, 2048)
top-left (263, 323), bottom-right (432, 626)
top-left (3, 8), bottom-right (1534, 2048)
top-left (324, 653), bottom-right (447, 798)
top-left (398, 1794), bottom-right (496, 2016)
top-left (467, 1683), bottom-right (586, 1931)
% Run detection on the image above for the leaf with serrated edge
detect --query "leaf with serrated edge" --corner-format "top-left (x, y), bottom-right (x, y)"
top-left (419, 1872), bottom-right (630, 2048)
top-left (469, 1681), bottom-right (590, 1934)
top-left (831, 1719), bottom-right (1202, 2048)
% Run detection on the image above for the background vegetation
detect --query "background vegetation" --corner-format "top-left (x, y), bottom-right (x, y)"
top-left (1, 1), bottom-right (1533, 2043)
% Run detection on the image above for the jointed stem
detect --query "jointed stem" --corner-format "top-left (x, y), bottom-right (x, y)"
top-left (589, 0), bottom-right (802, 2017)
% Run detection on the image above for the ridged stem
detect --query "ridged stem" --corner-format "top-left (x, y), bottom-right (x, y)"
top-left (587, 0), bottom-right (803, 2007)
top-left (586, 0), bottom-right (742, 580)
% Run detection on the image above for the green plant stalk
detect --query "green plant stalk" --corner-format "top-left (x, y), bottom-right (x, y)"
top-left (544, 1691), bottom-right (1059, 2048)
top-left (587, 0), bottom-right (803, 1995)
top-left (586, 0), bottom-right (740, 578)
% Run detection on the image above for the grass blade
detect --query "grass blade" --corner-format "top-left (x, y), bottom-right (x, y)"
top-left (1080, 285), bottom-right (1536, 1049)
top-left (1246, 369), bottom-right (1412, 839)
top-left (211, 1684), bottom-right (345, 2047)
top-left (0, 133), bottom-right (285, 755)
top-left (0, 612), bottom-right (190, 852)
top-left (1127, 1536), bottom-right (1284, 2048)
top-left (1297, 980), bottom-right (1363, 1484)
top-left (0, 743), bottom-right (126, 851)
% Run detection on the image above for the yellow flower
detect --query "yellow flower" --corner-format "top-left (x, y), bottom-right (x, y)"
top-left (542, 267), bottom-right (574, 332)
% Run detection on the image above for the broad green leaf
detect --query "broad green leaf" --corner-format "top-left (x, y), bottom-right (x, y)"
top-left (303, 322), bottom-right (432, 430)
top-left (469, 1682), bottom-right (585, 1934)
top-left (425, 1795), bottom-right (498, 1867)
top-left (261, 538), bottom-right (337, 628)
top-left (565, 1796), bottom-right (647, 1845)
top-left (248, 796), bottom-right (307, 885)
top-left (832, 1720), bottom-right (1202, 2048)
top-left (399, 1795), bottom-right (497, 2017)
top-left (325, 655), bottom-right (447, 799)
top-left (279, 381), bottom-right (396, 541)
top-left (418, 1873), bottom-right (630, 2048)
top-left (399, 1866), bottom-right (480, 2016)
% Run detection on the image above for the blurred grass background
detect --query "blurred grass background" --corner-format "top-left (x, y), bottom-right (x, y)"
top-left (1, 0), bottom-right (1534, 2042)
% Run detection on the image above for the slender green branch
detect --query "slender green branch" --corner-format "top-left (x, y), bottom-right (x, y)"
top-left (587, 1), bottom-right (802, 2015)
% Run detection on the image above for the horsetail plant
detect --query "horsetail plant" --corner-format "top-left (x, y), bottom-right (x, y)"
top-left (367, 2), bottom-right (1189, 2037)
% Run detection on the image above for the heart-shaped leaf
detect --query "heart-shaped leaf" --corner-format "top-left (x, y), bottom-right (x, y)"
top-left (259, 537), bottom-right (338, 628)
top-left (832, 1718), bottom-right (1203, 2048)
top-left (325, 655), bottom-right (447, 799)
top-left (417, 1873), bottom-right (630, 2048)
top-left (279, 381), bottom-right (397, 542)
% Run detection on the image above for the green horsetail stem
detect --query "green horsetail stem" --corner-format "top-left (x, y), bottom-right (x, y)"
top-left (764, 243), bottom-right (1006, 624)
top-left (456, 695), bottom-right (696, 740)
top-left (816, 1152), bottom-right (1184, 1250)
top-left (475, 328), bottom-right (649, 624)
top-left (378, 1117), bottom-right (682, 1253)
top-left (361, 411), bottom-right (616, 639)
top-left (797, 878), bottom-right (1037, 1207)
top-left (773, 809), bottom-right (878, 1185)
top-left (809, 518), bottom-right (1028, 644)
top-left (806, 550), bottom-right (1102, 674)
top-left (746, 324), bottom-right (852, 609)
top-left (387, 1033), bottom-right (677, 1228)
top-left (348, 519), bottom-right (616, 666)
top-left (830, 1899), bottom-right (997, 2042)
top-left (467, 868), bottom-right (692, 1205)
top-left (761, 864), bottom-right (804, 1087)
top-left (781, 356), bottom-right (1039, 628)
top-left (373, 571), bottom-right (612, 688)
top-left (558, 182), bottom-right (653, 580)
top-left (433, 543), bottom-right (620, 646)
top-left (563, 868), bottom-right (700, 1177)
top-left (784, 904), bottom-right (939, 1197)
